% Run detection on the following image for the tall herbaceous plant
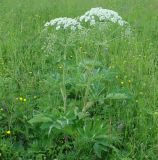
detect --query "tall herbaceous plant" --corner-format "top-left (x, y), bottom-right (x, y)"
top-left (41, 7), bottom-right (131, 111)
top-left (30, 7), bottom-right (132, 159)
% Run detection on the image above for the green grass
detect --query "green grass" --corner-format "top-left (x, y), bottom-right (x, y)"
top-left (0, 0), bottom-right (158, 159)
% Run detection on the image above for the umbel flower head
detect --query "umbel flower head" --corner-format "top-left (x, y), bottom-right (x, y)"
top-left (44, 17), bottom-right (82, 31)
top-left (80, 7), bottom-right (127, 26)
top-left (44, 7), bottom-right (129, 32)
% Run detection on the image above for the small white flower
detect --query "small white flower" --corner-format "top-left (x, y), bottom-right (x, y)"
top-left (71, 26), bottom-right (76, 31)
top-left (44, 22), bottom-right (50, 27)
top-left (90, 19), bottom-right (96, 26)
top-left (111, 17), bottom-right (117, 23)
top-left (118, 20), bottom-right (126, 26)
top-left (56, 26), bottom-right (61, 30)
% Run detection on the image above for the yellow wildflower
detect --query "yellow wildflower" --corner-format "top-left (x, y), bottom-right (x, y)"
top-left (23, 98), bottom-right (26, 102)
top-left (5, 130), bottom-right (11, 135)
top-left (58, 65), bottom-right (63, 69)
top-left (19, 97), bottom-right (23, 101)
top-left (154, 112), bottom-right (158, 116)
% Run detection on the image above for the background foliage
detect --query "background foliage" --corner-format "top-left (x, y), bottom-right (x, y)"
top-left (0, 0), bottom-right (158, 159)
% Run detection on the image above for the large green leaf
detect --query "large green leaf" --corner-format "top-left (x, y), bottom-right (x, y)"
top-left (93, 143), bottom-right (108, 158)
top-left (106, 93), bottom-right (130, 100)
top-left (28, 114), bottom-right (52, 124)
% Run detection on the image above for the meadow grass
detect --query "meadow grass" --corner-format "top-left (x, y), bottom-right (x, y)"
top-left (0, 0), bottom-right (158, 159)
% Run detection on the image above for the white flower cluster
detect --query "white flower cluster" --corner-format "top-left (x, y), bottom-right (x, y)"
top-left (44, 7), bottom-right (128, 31)
top-left (80, 7), bottom-right (127, 26)
top-left (44, 17), bottom-right (82, 31)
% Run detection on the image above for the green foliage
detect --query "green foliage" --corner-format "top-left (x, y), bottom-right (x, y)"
top-left (0, 0), bottom-right (158, 159)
